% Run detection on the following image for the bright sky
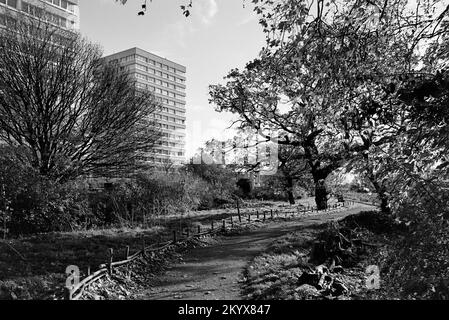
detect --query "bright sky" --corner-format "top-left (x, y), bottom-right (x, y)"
top-left (79, 0), bottom-right (266, 158)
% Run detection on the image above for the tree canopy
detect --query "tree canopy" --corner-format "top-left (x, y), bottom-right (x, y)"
top-left (0, 16), bottom-right (161, 181)
top-left (209, 0), bottom-right (449, 210)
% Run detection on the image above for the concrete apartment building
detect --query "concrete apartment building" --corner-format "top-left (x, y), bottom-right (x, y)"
top-left (0, 0), bottom-right (80, 30)
top-left (103, 47), bottom-right (187, 166)
top-left (0, 2), bottom-right (188, 167)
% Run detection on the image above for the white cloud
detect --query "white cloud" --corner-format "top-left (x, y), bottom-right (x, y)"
top-left (237, 12), bottom-right (258, 26)
top-left (196, 0), bottom-right (218, 25)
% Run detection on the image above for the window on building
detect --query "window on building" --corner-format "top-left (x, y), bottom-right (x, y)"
top-left (60, 17), bottom-right (67, 27)
top-left (21, 2), bottom-right (30, 14)
top-left (7, 0), bottom-right (17, 8)
top-left (136, 64), bottom-right (147, 71)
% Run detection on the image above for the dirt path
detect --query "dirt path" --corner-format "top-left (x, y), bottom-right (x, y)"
top-left (138, 204), bottom-right (375, 300)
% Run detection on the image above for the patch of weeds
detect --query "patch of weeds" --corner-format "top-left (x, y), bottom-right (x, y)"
top-left (243, 210), bottom-right (394, 300)
top-left (80, 237), bottom-right (213, 300)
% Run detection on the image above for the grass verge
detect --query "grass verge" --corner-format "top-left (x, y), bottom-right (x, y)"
top-left (242, 210), bottom-right (405, 300)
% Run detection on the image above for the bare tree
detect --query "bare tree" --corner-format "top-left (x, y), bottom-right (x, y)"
top-left (162, 158), bottom-right (175, 174)
top-left (0, 15), bottom-right (161, 181)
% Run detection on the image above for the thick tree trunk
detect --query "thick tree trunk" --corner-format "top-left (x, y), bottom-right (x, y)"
top-left (371, 180), bottom-right (390, 214)
top-left (310, 165), bottom-right (331, 210)
top-left (286, 176), bottom-right (295, 205)
top-left (379, 196), bottom-right (390, 214)
top-left (303, 139), bottom-right (336, 210)
top-left (365, 162), bottom-right (391, 214)
top-left (314, 179), bottom-right (328, 210)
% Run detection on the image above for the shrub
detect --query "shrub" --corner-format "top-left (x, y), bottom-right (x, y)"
top-left (1, 151), bottom-right (240, 235)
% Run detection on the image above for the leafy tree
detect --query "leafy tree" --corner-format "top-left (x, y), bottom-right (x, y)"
top-left (210, 0), bottom-right (449, 211)
top-left (184, 159), bottom-right (238, 199)
top-left (0, 16), bottom-right (161, 182)
top-left (200, 134), bottom-right (312, 204)
top-left (277, 144), bottom-right (313, 204)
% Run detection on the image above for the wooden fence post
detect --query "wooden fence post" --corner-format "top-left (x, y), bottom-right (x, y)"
top-left (237, 199), bottom-right (241, 223)
top-left (141, 238), bottom-right (146, 259)
top-left (64, 287), bottom-right (72, 300)
top-left (263, 211), bottom-right (266, 221)
top-left (271, 209), bottom-right (273, 219)
top-left (211, 220), bottom-right (214, 231)
top-left (256, 210), bottom-right (259, 219)
top-left (108, 248), bottom-right (114, 275)
top-left (248, 214), bottom-right (250, 222)
top-left (186, 228), bottom-right (190, 238)
top-left (222, 219), bottom-right (226, 230)
top-left (198, 225), bottom-right (201, 234)
top-left (87, 266), bottom-right (91, 276)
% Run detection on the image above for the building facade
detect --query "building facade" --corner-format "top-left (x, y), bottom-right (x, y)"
top-left (0, 0), bottom-right (80, 31)
top-left (103, 47), bottom-right (187, 166)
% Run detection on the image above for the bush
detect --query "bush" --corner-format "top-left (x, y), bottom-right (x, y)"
top-left (374, 181), bottom-right (449, 299)
top-left (86, 169), bottom-right (237, 227)
top-left (341, 210), bottom-right (406, 235)
top-left (251, 175), bottom-right (307, 201)
top-left (1, 164), bottom-right (92, 235)
top-left (1, 152), bottom-right (239, 235)
top-left (310, 222), bottom-right (365, 267)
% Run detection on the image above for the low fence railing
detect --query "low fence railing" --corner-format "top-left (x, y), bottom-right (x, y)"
top-left (65, 200), bottom-right (362, 300)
